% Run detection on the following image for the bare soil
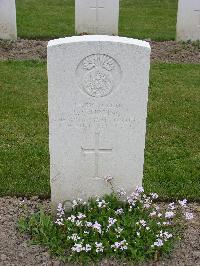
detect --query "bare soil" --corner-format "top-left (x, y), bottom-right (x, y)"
top-left (0, 39), bottom-right (200, 63)
top-left (0, 197), bottom-right (199, 266)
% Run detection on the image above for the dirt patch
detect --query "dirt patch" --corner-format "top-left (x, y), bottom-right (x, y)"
top-left (0, 197), bottom-right (199, 266)
top-left (151, 40), bottom-right (200, 64)
top-left (0, 40), bottom-right (47, 61)
top-left (0, 39), bottom-right (200, 63)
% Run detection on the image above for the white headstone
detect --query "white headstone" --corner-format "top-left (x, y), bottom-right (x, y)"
top-left (75, 0), bottom-right (119, 35)
top-left (176, 0), bottom-right (200, 41)
top-left (0, 0), bottom-right (17, 40)
top-left (47, 35), bottom-right (151, 208)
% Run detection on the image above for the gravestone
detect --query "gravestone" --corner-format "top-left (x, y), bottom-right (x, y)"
top-left (176, 0), bottom-right (200, 41)
top-left (0, 0), bottom-right (17, 40)
top-left (47, 35), bottom-right (151, 209)
top-left (75, 0), bottom-right (119, 35)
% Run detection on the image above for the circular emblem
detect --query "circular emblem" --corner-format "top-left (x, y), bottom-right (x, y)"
top-left (76, 54), bottom-right (122, 97)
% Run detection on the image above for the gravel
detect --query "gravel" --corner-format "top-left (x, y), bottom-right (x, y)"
top-left (0, 196), bottom-right (199, 266)
top-left (0, 39), bottom-right (199, 63)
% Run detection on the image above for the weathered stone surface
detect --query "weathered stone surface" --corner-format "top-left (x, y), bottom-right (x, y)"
top-left (0, 0), bottom-right (17, 40)
top-left (47, 35), bottom-right (151, 208)
top-left (75, 0), bottom-right (119, 35)
top-left (176, 0), bottom-right (200, 41)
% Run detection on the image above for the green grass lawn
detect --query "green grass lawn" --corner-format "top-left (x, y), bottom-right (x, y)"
top-left (0, 61), bottom-right (199, 200)
top-left (16, 0), bottom-right (178, 41)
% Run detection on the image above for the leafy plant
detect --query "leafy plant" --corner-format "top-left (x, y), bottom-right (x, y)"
top-left (18, 183), bottom-right (193, 263)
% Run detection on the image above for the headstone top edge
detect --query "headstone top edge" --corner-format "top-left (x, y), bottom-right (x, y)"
top-left (47, 35), bottom-right (151, 50)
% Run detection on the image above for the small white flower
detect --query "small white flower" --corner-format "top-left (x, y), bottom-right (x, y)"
top-left (157, 213), bottom-right (162, 218)
top-left (163, 221), bottom-right (170, 226)
top-left (120, 239), bottom-right (128, 250)
top-left (144, 203), bottom-right (151, 209)
top-left (72, 198), bottom-right (86, 208)
top-left (104, 175), bottom-right (113, 182)
top-left (153, 239), bottom-right (163, 247)
top-left (111, 240), bottom-right (128, 251)
top-left (150, 193), bottom-right (158, 199)
top-left (55, 218), bottom-right (64, 226)
top-left (67, 215), bottom-right (76, 223)
top-left (168, 202), bottom-right (176, 210)
top-left (107, 217), bottom-right (117, 229)
top-left (56, 203), bottom-right (65, 218)
top-left (97, 199), bottom-right (107, 208)
top-left (71, 243), bottom-right (83, 252)
top-left (115, 227), bottom-right (123, 235)
top-left (111, 241), bottom-right (120, 250)
top-left (136, 186), bottom-right (144, 194)
top-left (115, 208), bottom-right (124, 215)
top-left (95, 242), bottom-right (104, 253)
top-left (85, 221), bottom-right (93, 227)
top-left (178, 199), bottom-right (187, 208)
top-left (163, 231), bottom-right (172, 240)
top-left (85, 244), bottom-right (92, 252)
top-left (68, 233), bottom-right (80, 241)
top-left (75, 220), bottom-right (83, 227)
top-left (146, 226), bottom-right (150, 231)
top-left (57, 203), bottom-right (64, 213)
top-left (127, 197), bottom-right (136, 206)
top-left (77, 212), bottom-right (86, 219)
top-left (72, 200), bottom-right (78, 208)
top-left (136, 231), bottom-right (140, 236)
top-left (130, 192), bottom-right (139, 200)
top-left (129, 206), bottom-right (133, 212)
top-left (84, 231), bottom-right (89, 234)
top-left (150, 211), bottom-right (157, 217)
top-left (165, 211), bottom-right (175, 219)
top-left (184, 212), bottom-right (194, 220)
top-left (117, 187), bottom-right (126, 196)
top-left (139, 220), bottom-right (146, 227)
top-left (93, 221), bottom-right (102, 233)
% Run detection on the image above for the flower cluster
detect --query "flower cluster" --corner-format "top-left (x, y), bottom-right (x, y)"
top-left (72, 198), bottom-right (87, 208)
top-left (96, 198), bottom-right (108, 208)
top-left (53, 188), bottom-right (194, 259)
top-left (71, 243), bottom-right (92, 253)
top-left (55, 203), bottom-right (64, 226)
top-left (111, 239), bottom-right (128, 251)
top-left (151, 230), bottom-right (173, 248)
top-left (21, 185), bottom-right (194, 263)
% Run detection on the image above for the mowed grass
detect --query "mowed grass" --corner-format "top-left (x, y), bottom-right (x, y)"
top-left (0, 61), bottom-right (49, 197)
top-left (0, 61), bottom-right (199, 200)
top-left (16, 0), bottom-right (178, 40)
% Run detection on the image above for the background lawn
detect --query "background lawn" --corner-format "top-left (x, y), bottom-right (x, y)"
top-left (0, 61), bottom-right (199, 200)
top-left (16, 0), bottom-right (178, 41)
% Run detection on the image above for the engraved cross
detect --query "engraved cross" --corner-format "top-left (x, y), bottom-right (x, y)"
top-left (90, 0), bottom-right (104, 33)
top-left (194, 9), bottom-right (200, 28)
top-left (81, 132), bottom-right (112, 179)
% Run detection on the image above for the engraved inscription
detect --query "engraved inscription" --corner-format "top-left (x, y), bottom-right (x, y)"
top-left (90, 0), bottom-right (104, 34)
top-left (81, 132), bottom-right (112, 179)
top-left (76, 54), bottom-right (122, 97)
top-left (53, 102), bottom-right (136, 130)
